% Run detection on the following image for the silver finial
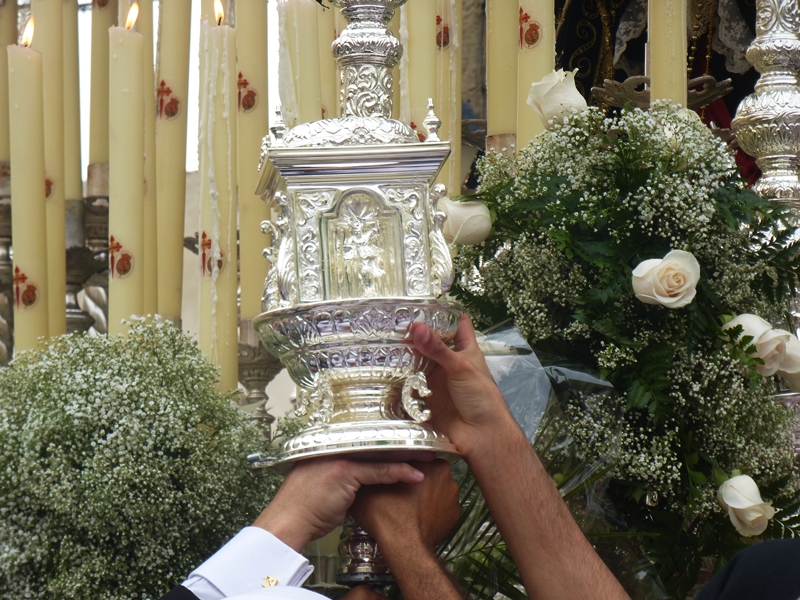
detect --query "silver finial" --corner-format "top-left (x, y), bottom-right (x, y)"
top-left (270, 107), bottom-right (287, 147)
top-left (423, 99), bottom-right (442, 143)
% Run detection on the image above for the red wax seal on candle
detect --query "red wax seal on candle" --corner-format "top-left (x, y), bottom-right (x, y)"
top-left (436, 15), bottom-right (450, 49)
top-left (13, 267), bottom-right (38, 310)
top-left (238, 73), bottom-right (258, 113)
top-left (519, 9), bottom-right (541, 49)
top-left (93, 0), bottom-right (109, 8)
top-left (109, 236), bottom-right (134, 279)
top-left (158, 80), bottom-right (180, 120)
top-left (45, 178), bottom-right (53, 199)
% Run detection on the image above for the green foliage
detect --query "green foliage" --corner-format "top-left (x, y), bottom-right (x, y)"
top-left (0, 320), bottom-right (275, 600)
top-left (454, 104), bottom-right (800, 596)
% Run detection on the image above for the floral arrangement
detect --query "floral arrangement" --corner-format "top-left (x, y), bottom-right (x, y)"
top-left (451, 102), bottom-right (800, 596)
top-left (0, 320), bottom-right (279, 600)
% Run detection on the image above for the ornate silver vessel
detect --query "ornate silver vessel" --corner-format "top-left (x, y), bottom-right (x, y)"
top-left (731, 0), bottom-right (800, 202)
top-left (252, 0), bottom-right (460, 464)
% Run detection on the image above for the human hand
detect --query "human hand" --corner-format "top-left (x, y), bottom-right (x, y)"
top-left (341, 587), bottom-right (386, 600)
top-left (253, 457), bottom-right (424, 552)
top-left (411, 314), bottom-right (517, 459)
top-left (351, 459), bottom-right (461, 551)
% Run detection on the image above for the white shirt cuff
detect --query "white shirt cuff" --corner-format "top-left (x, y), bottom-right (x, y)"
top-left (183, 527), bottom-right (314, 600)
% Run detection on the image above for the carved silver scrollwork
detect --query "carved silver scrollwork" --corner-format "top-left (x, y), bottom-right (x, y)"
top-left (401, 371), bottom-right (432, 423)
top-left (340, 64), bottom-right (394, 119)
top-left (295, 372), bottom-right (334, 426)
top-left (732, 0), bottom-right (800, 202)
top-left (297, 190), bottom-right (337, 302)
top-left (429, 184), bottom-right (454, 295)
top-left (381, 185), bottom-right (429, 296)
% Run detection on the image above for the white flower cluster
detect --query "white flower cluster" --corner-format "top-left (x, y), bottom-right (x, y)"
top-left (0, 320), bottom-right (275, 599)
top-left (460, 103), bottom-right (797, 523)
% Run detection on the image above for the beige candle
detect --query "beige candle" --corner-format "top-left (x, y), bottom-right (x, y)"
top-left (517, 0), bottom-right (555, 146)
top-left (649, 0), bottom-right (687, 105)
top-left (63, 0), bottom-right (83, 249)
top-left (198, 3), bottom-right (239, 392)
top-left (318, 4), bottom-right (337, 120)
top-left (236, 0), bottom-right (271, 322)
top-left (435, 0), bottom-right (462, 193)
top-left (8, 22), bottom-right (50, 350)
top-left (278, 0), bottom-right (322, 126)
top-left (89, 0), bottom-right (118, 165)
top-left (108, 4), bottom-right (144, 336)
top-left (31, 0), bottom-right (66, 337)
top-left (0, 0), bottom-right (18, 164)
top-left (127, 0), bottom-right (158, 315)
top-left (155, 0), bottom-right (191, 323)
top-left (401, 0), bottom-right (437, 141)
top-left (486, 0), bottom-right (518, 137)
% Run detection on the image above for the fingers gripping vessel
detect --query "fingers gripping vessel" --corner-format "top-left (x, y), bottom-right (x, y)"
top-left (252, 0), bottom-right (461, 464)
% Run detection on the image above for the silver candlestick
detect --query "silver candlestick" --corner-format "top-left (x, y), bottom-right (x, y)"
top-left (731, 0), bottom-right (800, 202)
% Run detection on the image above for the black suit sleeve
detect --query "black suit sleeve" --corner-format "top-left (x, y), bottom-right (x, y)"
top-left (696, 539), bottom-right (800, 600)
top-left (159, 585), bottom-right (200, 600)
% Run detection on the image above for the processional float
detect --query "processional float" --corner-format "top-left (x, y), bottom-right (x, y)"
top-left (249, 0), bottom-right (461, 586)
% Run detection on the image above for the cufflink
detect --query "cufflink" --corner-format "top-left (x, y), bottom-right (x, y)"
top-left (262, 576), bottom-right (279, 587)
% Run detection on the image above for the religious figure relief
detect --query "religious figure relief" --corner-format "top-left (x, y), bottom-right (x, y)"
top-left (13, 267), bottom-right (38, 310)
top-left (436, 15), bottom-right (450, 49)
top-left (328, 194), bottom-right (398, 299)
top-left (109, 236), bottom-right (134, 279)
top-left (519, 8), bottom-right (541, 49)
top-left (157, 80), bottom-right (180, 120)
top-left (237, 72), bottom-right (258, 113)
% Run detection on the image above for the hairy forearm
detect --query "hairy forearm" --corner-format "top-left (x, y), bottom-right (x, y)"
top-left (380, 536), bottom-right (462, 600)
top-left (467, 417), bottom-right (629, 600)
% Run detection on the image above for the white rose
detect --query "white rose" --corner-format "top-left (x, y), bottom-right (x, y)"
top-left (438, 197), bottom-right (492, 245)
top-left (717, 475), bottom-right (775, 537)
top-left (631, 250), bottom-right (700, 309)
top-left (723, 314), bottom-right (791, 376)
top-left (526, 69), bottom-right (588, 130)
top-left (776, 334), bottom-right (800, 390)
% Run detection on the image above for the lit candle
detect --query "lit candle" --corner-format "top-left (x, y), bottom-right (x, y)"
top-left (31, 0), bottom-right (66, 336)
top-left (401, 0), bottom-right (437, 141)
top-left (0, 0), bottom-right (18, 165)
top-left (236, 0), bottom-right (271, 322)
top-left (486, 0), bottom-right (518, 138)
top-left (434, 0), bottom-right (462, 193)
top-left (155, 0), bottom-right (191, 323)
top-left (517, 0), bottom-right (555, 146)
top-left (277, 0), bottom-right (322, 126)
top-left (108, 3), bottom-right (144, 336)
top-left (649, 0), bottom-right (687, 105)
top-left (89, 0), bottom-right (118, 166)
top-left (198, 1), bottom-right (239, 391)
top-left (8, 19), bottom-right (50, 350)
top-left (318, 4), bottom-right (337, 120)
top-left (121, 0), bottom-right (158, 315)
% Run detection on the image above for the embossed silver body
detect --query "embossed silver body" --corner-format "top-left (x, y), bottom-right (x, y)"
top-left (252, 0), bottom-right (460, 464)
top-left (732, 0), bottom-right (800, 201)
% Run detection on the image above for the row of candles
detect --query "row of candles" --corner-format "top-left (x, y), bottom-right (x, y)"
top-left (2, 0), bottom-right (688, 390)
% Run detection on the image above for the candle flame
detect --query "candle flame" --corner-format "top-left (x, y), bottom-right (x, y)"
top-left (125, 2), bottom-right (139, 30)
top-left (214, 0), bottom-right (224, 25)
top-left (21, 17), bottom-right (34, 47)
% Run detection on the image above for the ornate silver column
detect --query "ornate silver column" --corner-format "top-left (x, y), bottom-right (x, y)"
top-left (731, 1), bottom-right (800, 202)
top-left (251, 0), bottom-right (460, 466)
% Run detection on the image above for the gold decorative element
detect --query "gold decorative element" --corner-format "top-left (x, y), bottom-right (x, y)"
top-left (262, 575), bottom-right (278, 587)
